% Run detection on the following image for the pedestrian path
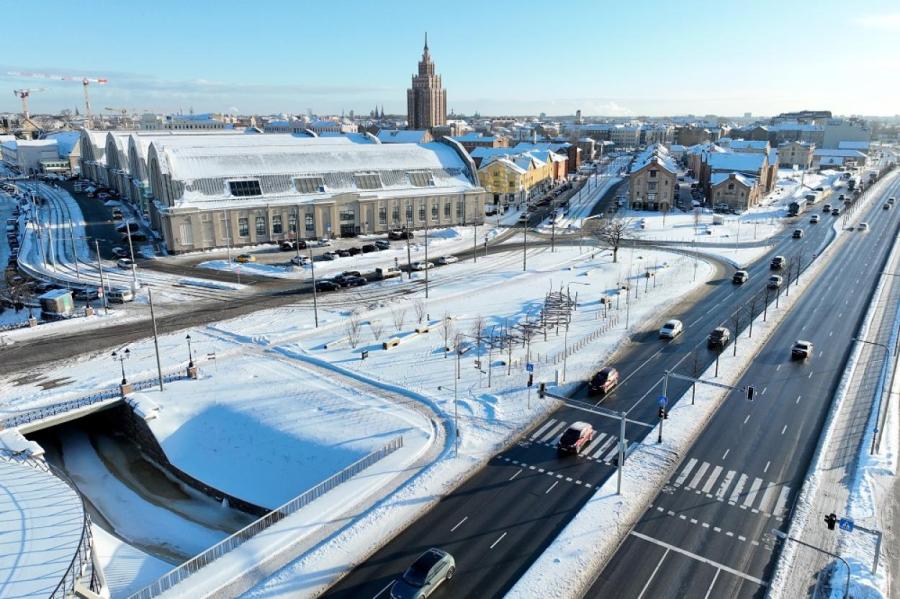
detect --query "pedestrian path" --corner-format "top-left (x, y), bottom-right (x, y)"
top-left (669, 457), bottom-right (792, 521)
top-left (527, 418), bottom-right (623, 465)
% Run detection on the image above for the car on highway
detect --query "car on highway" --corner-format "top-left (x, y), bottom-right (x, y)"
top-left (889, 197), bottom-right (895, 205)
top-left (810, 214), bottom-right (820, 223)
top-left (770, 255), bottom-right (786, 270)
top-left (831, 207), bottom-right (840, 216)
top-left (557, 421), bottom-right (595, 455)
top-left (791, 340), bottom-right (814, 360)
top-left (235, 253), bottom-right (256, 263)
top-left (375, 239), bottom-right (391, 250)
top-left (410, 261), bottom-right (434, 271)
top-left (885, 203), bottom-right (892, 210)
top-left (315, 280), bottom-right (340, 292)
top-left (290, 255), bottom-right (309, 266)
top-left (518, 212), bottom-right (530, 223)
top-left (659, 319), bottom-right (684, 339)
top-left (111, 246), bottom-right (128, 258)
top-left (589, 366), bottom-right (619, 396)
top-left (768, 274), bottom-right (784, 289)
top-left (792, 229), bottom-right (804, 239)
top-left (116, 258), bottom-right (135, 269)
top-left (435, 255), bottom-right (459, 265)
top-left (707, 327), bottom-right (731, 349)
top-left (858, 222), bottom-right (869, 232)
top-left (823, 203), bottom-right (832, 212)
top-left (732, 270), bottom-right (749, 284)
top-left (390, 548), bottom-right (456, 599)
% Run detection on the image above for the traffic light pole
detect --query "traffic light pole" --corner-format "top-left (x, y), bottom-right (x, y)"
top-left (770, 529), bottom-right (850, 599)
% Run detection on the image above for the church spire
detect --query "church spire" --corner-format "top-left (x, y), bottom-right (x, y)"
top-left (422, 32), bottom-right (430, 61)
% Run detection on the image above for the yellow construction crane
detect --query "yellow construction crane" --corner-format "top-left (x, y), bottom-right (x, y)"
top-left (13, 88), bottom-right (44, 119)
top-left (7, 71), bottom-right (109, 124)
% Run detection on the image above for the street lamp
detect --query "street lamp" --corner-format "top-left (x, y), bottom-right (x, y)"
top-left (186, 334), bottom-right (194, 368)
top-left (112, 348), bottom-right (130, 385)
top-left (853, 336), bottom-right (894, 454)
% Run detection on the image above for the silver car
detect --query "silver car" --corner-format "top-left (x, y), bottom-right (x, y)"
top-left (390, 548), bottom-right (456, 599)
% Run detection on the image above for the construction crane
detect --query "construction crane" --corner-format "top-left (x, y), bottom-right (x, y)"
top-left (7, 71), bottom-right (109, 124)
top-left (13, 88), bottom-right (44, 119)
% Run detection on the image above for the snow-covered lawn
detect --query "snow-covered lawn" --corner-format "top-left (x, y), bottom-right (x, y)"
top-left (92, 524), bottom-right (171, 599)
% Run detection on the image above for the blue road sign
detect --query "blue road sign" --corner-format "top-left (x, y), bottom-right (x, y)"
top-left (526, 363), bottom-right (534, 373)
top-left (658, 396), bottom-right (668, 407)
top-left (839, 518), bottom-right (854, 532)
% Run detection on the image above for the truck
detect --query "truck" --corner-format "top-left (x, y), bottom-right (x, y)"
top-left (788, 201), bottom-right (804, 216)
top-left (38, 289), bottom-right (74, 319)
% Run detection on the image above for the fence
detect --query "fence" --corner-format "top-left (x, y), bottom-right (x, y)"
top-left (127, 435), bottom-right (404, 599)
top-left (1, 371), bottom-right (187, 430)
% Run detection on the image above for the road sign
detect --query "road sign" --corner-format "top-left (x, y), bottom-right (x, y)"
top-left (526, 362), bottom-right (534, 373)
top-left (839, 517), bottom-right (854, 532)
top-left (657, 396), bottom-right (668, 407)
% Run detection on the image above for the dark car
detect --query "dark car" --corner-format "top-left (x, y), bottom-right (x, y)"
top-left (347, 246), bottom-right (362, 256)
top-left (389, 229), bottom-right (414, 240)
top-left (588, 367), bottom-right (619, 396)
top-left (375, 239), bottom-right (391, 250)
top-left (343, 275), bottom-right (367, 287)
top-left (708, 327), bottom-right (731, 349)
top-left (315, 280), bottom-right (340, 292)
top-left (335, 249), bottom-right (351, 257)
top-left (557, 422), bottom-right (595, 454)
top-left (390, 548), bottom-right (456, 599)
top-left (732, 270), bottom-right (749, 284)
top-left (770, 255), bottom-right (786, 270)
top-left (361, 243), bottom-right (377, 253)
top-left (280, 241), bottom-right (296, 251)
top-left (791, 340), bottom-right (814, 360)
top-left (295, 239), bottom-right (308, 249)
top-left (73, 288), bottom-right (100, 301)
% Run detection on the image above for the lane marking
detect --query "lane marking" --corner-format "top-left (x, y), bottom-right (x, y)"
top-left (716, 470), bottom-right (736, 500)
top-left (531, 419), bottom-right (557, 439)
top-left (722, 449), bottom-right (730, 460)
top-left (702, 466), bottom-right (723, 494)
top-left (796, 394), bottom-right (802, 404)
top-left (688, 462), bottom-right (711, 490)
top-left (583, 433), bottom-right (608, 455)
top-left (546, 481), bottom-right (559, 494)
top-left (703, 569), bottom-right (721, 599)
top-left (764, 461), bottom-right (771, 474)
top-left (450, 516), bottom-right (468, 532)
top-left (636, 548), bottom-right (670, 599)
top-left (490, 531), bottom-right (508, 549)
top-left (744, 477), bottom-right (763, 507)
top-left (729, 474), bottom-right (748, 504)
top-left (781, 425), bottom-right (788, 435)
top-left (372, 580), bottom-right (394, 599)
top-left (758, 484), bottom-right (780, 514)
top-left (509, 469), bottom-right (522, 481)
top-left (761, 387), bottom-right (768, 396)
top-left (743, 414), bottom-right (751, 424)
top-left (774, 486), bottom-right (791, 518)
top-left (540, 421), bottom-right (568, 443)
top-left (674, 458), bottom-right (698, 486)
top-left (592, 436), bottom-right (617, 459)
top-left (776, 364), bottom-right (782, 372)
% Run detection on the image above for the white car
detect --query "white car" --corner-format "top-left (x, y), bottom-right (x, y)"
top-left (435, 255), bottom-right (458, 265)
top-left (858, 222), bottom-right (869, 232)
top-left (659, 319), bottom-right (684, 339)
top-left (290, 255), bottom-right (309, 266)
top-left (116, 258), bottom-right (135, 269)
top-left (410, 261), bottom-right (434, 271)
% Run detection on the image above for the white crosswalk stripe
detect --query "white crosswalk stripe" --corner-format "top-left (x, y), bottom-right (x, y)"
top-left (539, 421), bottom-right (568, 443)
top-left (582, 433), bottom-right (608, 456)
top-left (757, 483), bottom-right (779, 514)
top-left (701, 466), bottom-right (723, 494)
top-left (716, 470), bottom-right (735, 500)
top-left (599, 442), bottom-right (622, 463)
top-left (774, 486), bottom-right (791, 518)
top-left (729, 474), bottom-right (748, 504)
top-left (592, 436), bottom-right (616, 460)
top-left (674, 458), bottom-right (698, 487)
top-left (743, 477), bottom-right (763, 507)
top-left (688, 462), bottom-right (711, 490)
top-left (531, 419), bottom-right (557, 440)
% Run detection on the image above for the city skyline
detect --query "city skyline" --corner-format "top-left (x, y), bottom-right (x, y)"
top-left (2, 0), bottom-right (900, 118)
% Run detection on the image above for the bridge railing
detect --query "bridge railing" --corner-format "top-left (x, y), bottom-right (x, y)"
top-left (127, 435), bottom-right (404, 599)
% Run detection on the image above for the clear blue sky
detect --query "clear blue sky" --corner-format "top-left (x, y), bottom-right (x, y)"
top-left (5, 0), bottom-right (899, 117)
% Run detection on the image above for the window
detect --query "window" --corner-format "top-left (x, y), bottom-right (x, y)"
top-left (305, 213), bottom-right (315, 232)
top-left (339, 208), bottom-right (355, 222)
top-left (392, 205), bottom-right (400, 224)
top-left (418, 204), bottom-right (426, 221)
top-left (444, 201), bottom-right (451, 218)
top-left (354, 173), bottom-right (382, 190)
top-left (256, 216), bottom-right (266, 236)
top-left (229, 180), bottom-right (262, 197)
top-left (649, 170), bottom-right (657, 178)
top-left (238, 217), bottom-right (249, 237)
top-left (648, 181), bottom-right (657, 191)
top-left (431, 203), bottom-right (438, 219)
top-left (289, 213), bottom-right (298, 233)
top-left (407, 171), bottom-right (434, 187)
top-left (272, 215), bottom-right (283, 235)
top-left (294, 176), bottom-right (326, 194)
top-left (456, 200), bottom-right (464, 219)
top-left (728, 183), bottom-right (735, 191)
top-left (406, 203), bottom-right (413, 222)
top-left (379, 206), bottom-right (387, 225)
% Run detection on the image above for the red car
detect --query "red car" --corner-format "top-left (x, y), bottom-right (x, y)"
top-left (557, 421), bottom-right (595, 454)
top-left (589, 367), bottom-right (619, 396)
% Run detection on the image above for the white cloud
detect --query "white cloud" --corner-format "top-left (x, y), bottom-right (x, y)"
top-left (854, 13), bottom-right (900, 31)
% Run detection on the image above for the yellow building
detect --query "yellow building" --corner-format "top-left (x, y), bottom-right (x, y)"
top-left (477, 153), bottom-right (552, 208)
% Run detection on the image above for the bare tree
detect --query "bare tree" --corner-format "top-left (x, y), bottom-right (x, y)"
top-left (471, 315), bottom-right (485, 352)
top-left (586, 216), bottom-right (633, 263)
top-left (391, 306), bottom-right (407, 332)
top-left (413, 299), bottom-right (426, 323)
top-left (661, 199), bottom-right (671, 226)
top-left (369, 318), bottom-right (384, 340)
top-left (346, 310), bottom-right (362, 348)
top-left (693, 206), bottom-right (702, 230)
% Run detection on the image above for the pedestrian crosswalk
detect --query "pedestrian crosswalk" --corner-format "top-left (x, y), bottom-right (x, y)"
top-left (527, 418), bottom-right (623, 464)
top-left (669, 458), bottom-right (793, 521)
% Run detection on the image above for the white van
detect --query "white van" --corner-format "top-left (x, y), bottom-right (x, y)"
top-left (107, 287), bottom-right (134, 303)
top-left (659, 319), bottom-right (684, 339)
top-left (375, 266), bottom-right (402, 279)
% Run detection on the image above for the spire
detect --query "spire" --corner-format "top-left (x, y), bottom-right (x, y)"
top-left (424, 32), bottom-right (428, 52)
top-left (422, 32), bottom-right (430, 61)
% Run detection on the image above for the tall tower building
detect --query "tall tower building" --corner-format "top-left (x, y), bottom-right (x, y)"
top-left (407, 33), bottom-right (447, 130)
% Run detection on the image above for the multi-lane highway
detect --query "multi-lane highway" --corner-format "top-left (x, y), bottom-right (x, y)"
top-left (324, 174), bottom-right (895, 597)
top-left (588, 173), bottom-right (900, 598)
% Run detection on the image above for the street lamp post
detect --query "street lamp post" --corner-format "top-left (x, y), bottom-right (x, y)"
top-left (112, 348), bottom-right (130, 385)
top-left (186, 334), bottom-right (194, 368)
top-left (853, 336), bottom-right (893, 454)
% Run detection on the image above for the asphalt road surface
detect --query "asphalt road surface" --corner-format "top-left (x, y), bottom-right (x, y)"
top-left (323, 180), bottom-right (889, 599)
top-left (588, 175), bottom-right (900, 598)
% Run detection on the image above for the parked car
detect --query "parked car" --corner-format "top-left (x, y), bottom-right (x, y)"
top-left (768, 275), bottom-right (784, 289)
top-left (290, 255), bottom-right (309, 266)
top-left (335, 249), bottom-right (351, 257)
top-left (345, 246), bottom-right (360, 256)
top-left (770, 256), bottom-right (786, 270)
top-left (375, 266), bottom-right (402, 279)
top-left (107, 287), bottom-right (134, 303)
top-left (557, 421), bottom-right (595, 454)
top-left (73, 288), bottom-right (100, 301)
top-left (791, 340), bottom-right (814, 360)
top-left (235, 254), bottom-right (256, 263)
top-left (388, 230), bottom-right (413, 240)
top-left (111, 246), bottom-right (128, 258)
top-left (792, 229), bottom-right (804, 239)
top-left (732, 270), bottom-right (749, 284)
top-left (389, 548), bottom-right (456, 599)
top-left (810, 214), bottom-right (820, 223)
top-left (374, 239), bottom-right (391, 250)
top-left (116, 258), bottom-right (135, 269)
top-left (343, 275), bottom-right (367, 287)
top-left (361, 243), bottom-right (378, 253)
top-left (315, 238), bottom-right (333, 247)
top-left (588, 366), bottom-right (619, 396)
top-left (858, 222), bottom-right (869, 232)
top-left (115, 222), bottom-right (140, 233)
top-left (320, 251), bottom-right (338, 261)
top-left (315, 279), bottom-right (339, 291)
top-left (280, 241), bottom-right (296, 251)
top-left (410, 261), bottom-right (434, 271)
top-left (435, 255), bottom-right (459, 265)
top-left (707, 327), bottom-right (731, 349)
top-left (659, 319), bottom-right (684, 339)
top-left (340, 270), bottom-right (362, 278)
top-left (295, 239), bottom-right (308, 249)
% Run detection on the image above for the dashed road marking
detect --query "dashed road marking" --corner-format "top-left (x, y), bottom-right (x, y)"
top-left (546, 481), bottom-right (559, 494)
top-left (490, 532), bottom-right (507, 549)
top-left (509, 469), bottom-right (522, 481)
top-left (451, 516), bottom-right (468, 532)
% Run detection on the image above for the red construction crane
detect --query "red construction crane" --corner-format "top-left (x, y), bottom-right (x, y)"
top-left (7, 71), bottom-right (109, 124)
top-left (12, 88), bottom-right (44, 119)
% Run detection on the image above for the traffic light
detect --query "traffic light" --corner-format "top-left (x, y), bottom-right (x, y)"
top-left (527, 373), bottom-right (533, 387)
top-left (824, 513), bottom-right (838, 530)
top-left (538, 382), bottom-right (546, 398)
top-left (658, 407), bottom-right (668, 419)
top-left (747, 385), bottom-right (755, 401)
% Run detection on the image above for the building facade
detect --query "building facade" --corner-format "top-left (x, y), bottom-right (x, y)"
top-left (628, 144), bottom-right (678, 211)
top-left (407, 35), bottom-right (447, 130)
top-left (778, 141), bottom-right (814, 169)
top-left (710, 172), bottom-right (760, 212)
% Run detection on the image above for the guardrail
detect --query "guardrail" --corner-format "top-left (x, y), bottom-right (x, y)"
top-left (0, 371), bottom-right (187, 430)
top-left (128, 435), bottom-right (404, 599)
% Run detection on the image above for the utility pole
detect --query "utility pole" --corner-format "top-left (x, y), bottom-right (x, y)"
top-left (522, 218), bottom-right (528, 271)
top-left (308, 247), bottom-right (319, 327)
top-left (68, 222), bottom-right (80, 281)
top-left (551, 221), bottom-right (556, 252)
top-left (473, 222), bottom-right (477, 263)
top-left (405, 220), bottom-right (413, 279)
top-left (95, 239), bottom-right (108, 314)
top-left (124, 221), bottom-right (138, 290)
top-left (424, 219), bottom-right (429, 299)
top-left (148, 288), bottom-right (164, 391)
